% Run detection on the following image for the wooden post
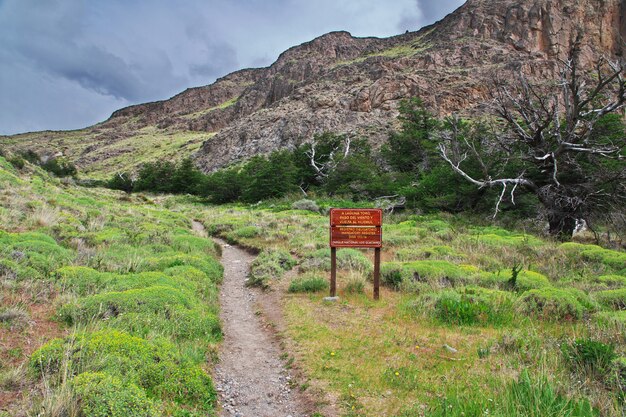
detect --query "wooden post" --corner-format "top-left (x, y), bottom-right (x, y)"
top-left (330, 246), bottom-right (337, 297)
top-left (373, 247), bottom-right (381, 300)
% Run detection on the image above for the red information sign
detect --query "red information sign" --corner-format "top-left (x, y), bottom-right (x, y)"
top-left (328, 208), bottom-right (383, 299)
top-left (329, 208), bottom-right (382, 248)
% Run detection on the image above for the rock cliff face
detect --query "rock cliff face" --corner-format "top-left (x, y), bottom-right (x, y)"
top-left (5, 0), bottom-right (625, 174)
top-left (190, 0), bottom-right (626, 171)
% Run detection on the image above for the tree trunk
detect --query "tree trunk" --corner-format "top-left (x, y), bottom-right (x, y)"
top-left (548, 214), bottom-right (577, 241)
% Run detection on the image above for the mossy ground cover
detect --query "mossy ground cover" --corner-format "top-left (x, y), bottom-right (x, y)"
top-left (0, 157), bottom-right (222, 416)
top-left (201, 205), bottom-right (626, 416)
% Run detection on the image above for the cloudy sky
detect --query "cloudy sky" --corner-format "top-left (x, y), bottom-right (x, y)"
top-left (0, 0), bottom-right (465, 135)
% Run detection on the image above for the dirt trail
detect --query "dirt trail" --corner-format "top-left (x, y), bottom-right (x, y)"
top-left (212, 238), bottom-right (310, 417)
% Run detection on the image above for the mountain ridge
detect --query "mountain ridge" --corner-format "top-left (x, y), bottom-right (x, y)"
top-left (2, 0), bottom-right (625, 177)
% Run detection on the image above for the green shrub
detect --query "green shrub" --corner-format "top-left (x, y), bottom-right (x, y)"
top-left (164, 266), bottom-right (218, 302)
top-left (380, 263), bottom-right (404, 289)
top-left (380, 260), bottom-right (464, 289)
top-left (510, 270), bottom-right (551, 292)
top-left (0, 258), bottom-right (39, 281)
top-left (580, 247), bottom-right (626, 271)
top-left (30, 330), bottom-right (216, 412)
top-left (300, 249), bottom-right (332, 272)
top-left (429, 287), bottom-right (514, 326)
top-left (8, 156), bottom-right (25, 170)
top-left (517, 288), bottom-right (585, 321)
top-left (288, 274), bottom-right (328, 293)
top-left (596, 275), bottom-right (626, 288)
top-left (106, 309), bottom-right (221, 342)
top-left (395, 245), bottom-right (463, 262)
top-left (594, 289), bottom-right (626, 310)
top-left (562, 338), bottom-right (617, 380)
top-left (337, 249), bottom-right (373, 274)
top-left (59, 286), bottom-right (193, 324)
top-left (560, 243), bottom-right (626, 273)
top-left (232, 226), bottom-right (261, 239)
top-left (291, 199), bottom-right (320, 212)
top-left (55, 266), bottom-right (112, 295)
top-left (145, 253), bottom-right (223, 284)
top-left (41, 157), bottom-right (77, 177)
top-left (300, 248), bottom-right (372, 275)
top-left (248, 249), bottom-right (296, 288)
top-left (73, 372), bottom-right (158, 417)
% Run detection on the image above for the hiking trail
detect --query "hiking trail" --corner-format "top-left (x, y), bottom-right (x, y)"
top-left (212, 237), bottom-right (310, 417)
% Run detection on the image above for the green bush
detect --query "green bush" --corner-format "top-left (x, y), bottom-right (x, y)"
top-left (105, 309), bottom-right (221, 341)
top-left (596, 275), bottom-right (626, 288)
top-left (380, 260), bottom-right (464, 289)
top-left (107, 172), bottom-right (135, 193)
top-left (291, 199), bottom-right (320, 212)
top-left (288, 274), bottom-right (328, 293)
top-left (164, 266), bottom-right (219, 302)
top-left (517, 288), bottom-right (585, 321)
top-left (594, 288), bottom-right (626, 310)
top-left (59, 285), bottom-right (193, 324)
top-left (232, 226), bottom-right (260, 239)
top-left (379, 262), bottom-right (404, 289)
top-left (248, 249), bottom-right (296, 288)
top-left (395, 245), bottom-right (463, 262)
top-left (145, 253), bottom-right (223, 284)
top-left (55, 266), bottom-right (112, 295)
top-left (562, 338), bottom-right (617, 380)
top-left (41, 157), bottom-right (77, 177)
top-left (30, 330), bottom-right (216, 412)
top-left (429, 287), bottom-right (515, 326)
top-left (560, 243), bottom-right (626, 273)
top-left (509, 270), bottom-right (551, 292)
top-left (8, 156), bottom-right (25, 170)
top-left (73, 372), bottom-right (158, 417)
top-left (337, 249), bottom-right (373, 274)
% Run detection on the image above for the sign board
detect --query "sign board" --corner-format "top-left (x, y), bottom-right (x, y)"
top-left (330, 208), bottom-right (382, 227)
top-left (328, 208), bottom-right (383, 300)
top-left (329, 208), bottom-right (382, 248)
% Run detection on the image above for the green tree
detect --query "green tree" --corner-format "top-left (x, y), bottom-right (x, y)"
top-left (202, 167), bottom-right (243, 203)
top-left (240, 151), bottom-right (298, 202)
top-left (107, 172), bottom-right (134, 193)
top-left (171, 158), bottom-right (204, 194)
top-left (382, 98), bottom-right (439, 173)
top-left (133, 161), bottom-right (176, 193)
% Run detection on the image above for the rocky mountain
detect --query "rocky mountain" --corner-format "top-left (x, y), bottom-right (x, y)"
top-left (3, 0), bottom-right (625, 176)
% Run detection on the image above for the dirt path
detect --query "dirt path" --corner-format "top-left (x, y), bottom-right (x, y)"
top-left (212, 238), bottom-right (310, 417)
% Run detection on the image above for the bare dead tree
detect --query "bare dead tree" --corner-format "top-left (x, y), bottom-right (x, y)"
top-left (305, 133), bottom-right (352, 180)
top-left (438, 35), bottom-right (626, 239)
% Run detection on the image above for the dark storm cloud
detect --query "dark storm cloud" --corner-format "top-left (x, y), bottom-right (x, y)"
top-left (0, 0), bottom-right (465, 135)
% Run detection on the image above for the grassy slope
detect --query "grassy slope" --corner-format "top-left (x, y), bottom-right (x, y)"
top-left (200, 204), bottom-right (625, 417)
top-left (0, 127), bottom-right (212, 180)
top-left (0, 157), bottom-right (223, 416)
